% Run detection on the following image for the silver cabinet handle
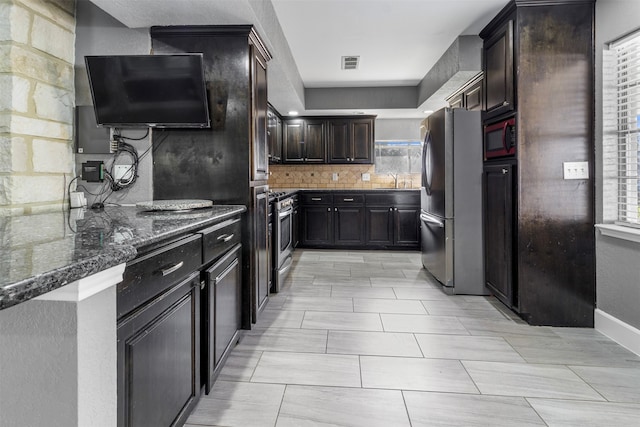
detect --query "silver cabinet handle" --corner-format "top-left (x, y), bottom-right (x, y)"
top-left (389, 207), bottom-right (393, 211)
top-left (343, 198), bottom-right (354, 202)
top-left (311, 197), bottom-right (322, 201)
top-left (502, 168), bottom-right (508, 174)
top-left (327, 207), bottom-right (331, 212)
top-left (335, 208), bottom-right (338, 211)
top-left (160, 261), bottom-right (184, 277)
top-left (217, 233), bottom-right (234, 242)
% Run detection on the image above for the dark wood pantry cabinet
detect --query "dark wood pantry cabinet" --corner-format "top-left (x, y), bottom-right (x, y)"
top-left (480, 0), bottom-right (595, 326)
top-left (150, 25), bottom-right (271, 327)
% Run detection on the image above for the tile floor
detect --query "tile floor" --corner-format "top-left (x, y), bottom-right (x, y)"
top-left (186, 250), bottom-right (640, 427)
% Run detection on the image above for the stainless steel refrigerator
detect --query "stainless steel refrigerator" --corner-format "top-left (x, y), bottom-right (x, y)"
top-left (420, 108), bottom-right (486, 295)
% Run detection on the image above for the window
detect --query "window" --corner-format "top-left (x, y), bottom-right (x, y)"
top-left (612, 31), bottom-right (640, 226)
top-left (374, 140), bottom-right (422, 175)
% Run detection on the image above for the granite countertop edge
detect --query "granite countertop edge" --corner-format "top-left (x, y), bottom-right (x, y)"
top-left (0, 205), bottom-right (247, 311)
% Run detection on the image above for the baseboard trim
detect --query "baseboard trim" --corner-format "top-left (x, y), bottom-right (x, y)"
top-left (595, 309), bottom-right (640, 357)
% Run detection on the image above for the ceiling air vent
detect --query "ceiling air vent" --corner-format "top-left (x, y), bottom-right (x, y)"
top-left (341, 56), bottom-right (359, 70)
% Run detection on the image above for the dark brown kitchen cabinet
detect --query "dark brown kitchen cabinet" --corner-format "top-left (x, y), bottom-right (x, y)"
top-left (203, 244), bottom-right (242, 393)
top-left (300, 193), bottom-right (333, 246)
top-left (283, 119), bottom-right (326, 163)
top-left (252, 49), bottom-right (269, 181)
top-left (327, 117), bottom-right (374, 164)
top-left (482, 18), bottom-right (514, 119)
top-left (394, 206), bottom-right (420, 246)
top-left (365, 205), bottom-right (419, 248)
top-left (151, 25), bottom-right (271, 328)
top-left (267, 105), bottom-right (282, 164)
top-left (480, 1), bottom-right (595, 327)
top-left (117, 234), bottom-right (203, 427)
top-left (483, 163), bottom-right (515, 309)
top-left (333, 194), bottom-right (366, 246)
top-left (446, 73), bottom-right (483, 112)
top-left (253, 185), bottom-right (270, 322)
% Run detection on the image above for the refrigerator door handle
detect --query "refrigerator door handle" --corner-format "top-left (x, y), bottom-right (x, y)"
top-left (420, 211), bottom-right (444, 228)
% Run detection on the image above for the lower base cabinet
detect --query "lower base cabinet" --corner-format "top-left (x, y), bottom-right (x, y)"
top-left (117, 272), bottom-right (201, 427)
top-left (203, 244), bottom-right (243, 393)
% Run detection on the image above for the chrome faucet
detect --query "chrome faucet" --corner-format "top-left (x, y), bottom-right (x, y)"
top-left (388, 173), bottom-right (399, 188)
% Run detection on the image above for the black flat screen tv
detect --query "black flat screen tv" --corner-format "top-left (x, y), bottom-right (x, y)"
top-left (85, 54), bottom-right (210, 128)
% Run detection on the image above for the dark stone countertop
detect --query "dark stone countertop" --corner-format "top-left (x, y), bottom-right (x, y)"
top-left (0, 204), bottom-right (246, 311)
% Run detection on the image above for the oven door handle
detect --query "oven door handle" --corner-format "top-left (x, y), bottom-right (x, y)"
top-left (278, 208), bottom-right (293, 219)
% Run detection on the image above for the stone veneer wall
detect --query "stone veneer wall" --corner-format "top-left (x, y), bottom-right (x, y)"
top-left (0, 0), bottom-right (76, 216)
top-left (269, 164), bottom-right (421, 189)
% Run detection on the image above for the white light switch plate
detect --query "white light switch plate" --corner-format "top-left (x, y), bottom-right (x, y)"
top-left (332, 172), bottom-right (339, 181)
top-left (362, 173), bottom-right (370, 181)
top-left (563, 161), bottom-right (589, 180)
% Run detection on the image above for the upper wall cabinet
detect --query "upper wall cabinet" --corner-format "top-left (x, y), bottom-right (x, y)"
top-left (327, 118), bottom-right (374, 164)
top-left (446, 72), bottom-right (484, 111)
top-left (283, 118), bottom-right (326, 163)
top-left (282, 116), bottom-right (375, 165)
top-left (267, 105), bottom-right (282, 164)
top-left (482, 18), bottom-right (515, 119)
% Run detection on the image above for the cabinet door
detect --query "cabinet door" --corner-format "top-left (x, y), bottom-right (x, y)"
top-left (301, 206), bottom-right (333, 246)
top-left (484, 19), bottom-right (514, 119)
top-left (304, 119), bottom-right (326, 163)
top-left (483, 163), bottom-right (515, 308)
top-left (448, 93), bottom-right (464, 109)
top-left (267, 108), bottom-right (281, 163)
top-left (464, 79), bottom-right (483, 111)
top-left (350, 119), bottom-right (374, 164)
top-left (283, 119), bottom-right (305, 163)
top-left (334, 206), bottom-right (365, 245)
top-left (394, 206), bottom-right (420, 247)
top-left (365, 206), bottom-right (394, 246)
top-left (253, 185), bottom-right (269, 322)
top-left (252, 50), bottom-right (268, 181)
top-left (214, 245), bottom-right (242, 366)
top-left (327, 119), bottom-right (350, 163)
top-left (117, 273), bottom-right (200, 427)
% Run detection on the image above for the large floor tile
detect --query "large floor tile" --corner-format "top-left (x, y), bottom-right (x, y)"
top-left (276, 385), bottom-right (411, 427)
top-left (415, 334), bottom-right (525, 363)
top-left (327, 330), bottom-right (423, 357)
top-left (235, 328), bottom-right (327, 353)
top-left (370, 277), bottom-right (438, 287)
top-left (425, 306), bottom-right (509, 321)
top-left (302, 311), bottom-right (383, 332)
top-left (462, 360), bottom-right (605, 400)
top-left (403, 391), bottom-right (545, 426)
top-left (570, 365), bottom-right (640, 403)
top-left (505, 335), bottom-right (640, 367)
top-left (354, 298), bottom-right (427, 314)
top-left (312, 277), bottom-right (372, 287)
top-left (217, 350), bottom-right (262, 382)
top-left (527, 398), bottom-right (640, 427)
top-left (186, 381), bottom-right (285, 427)
top-left (253, 309), bottom-right (305, 329)
top-left (252, 351), bottom-right (361, 387)
top-left (331, 286), bottom-right (396, 299)
top-left (350, 268), bottom-right (406, 278)
top-left (360, 356), bottom-right (478, 393)
top-left (459, 318), bottom-right (558, 338)
top-left (281, 296), bottom-right (354, 312)
top-left (393, 287), bottom-right (449, 300)
top-left (381, 313), bottom-right (469, 335)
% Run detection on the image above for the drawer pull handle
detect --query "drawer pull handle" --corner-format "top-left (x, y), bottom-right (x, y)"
top-left (343, 198), bottom-right (354, 202)
top-left (217, 233), bottom-right (235, 242)
top-left (160, 261), bottom-right (184, 277)
top-left (311, 197), bottom-right (322, 201)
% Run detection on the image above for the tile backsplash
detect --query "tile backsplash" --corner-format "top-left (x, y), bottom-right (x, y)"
top-left (269, 164), bottom-right (420, 189)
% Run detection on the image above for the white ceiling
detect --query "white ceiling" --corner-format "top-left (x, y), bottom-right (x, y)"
top-left (271, 0), bottom-right (507, 88)
top-left (87, 0), bottom-right (509, 118)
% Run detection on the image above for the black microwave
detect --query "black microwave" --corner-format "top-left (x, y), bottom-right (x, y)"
top-left (484, 117), bottom-right (516, 160)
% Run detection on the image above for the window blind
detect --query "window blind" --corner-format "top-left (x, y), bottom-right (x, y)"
top-left (612, 32), bottom-right (640, 226)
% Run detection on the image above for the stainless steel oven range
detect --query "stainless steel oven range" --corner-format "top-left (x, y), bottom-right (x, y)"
top-left (269, 191), bottom-right (295, 292)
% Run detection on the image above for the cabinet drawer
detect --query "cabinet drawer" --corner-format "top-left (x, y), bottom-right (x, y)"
top-left (365, 192), bottom-right (419, 206)
top-left (302, 193), bottom-right (332, 205)
top-left (334, 194), bottom-right (364, 205)
top-left (118, 234), bottom-right (202, 319)
top-left (200, 217), bottom-right (242, 265)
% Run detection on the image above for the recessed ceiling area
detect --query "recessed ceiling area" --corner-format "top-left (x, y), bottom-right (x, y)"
top-left (87, 0), bottom-right (509, 118)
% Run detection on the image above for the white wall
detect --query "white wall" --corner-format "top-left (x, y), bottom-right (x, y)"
top-left (595, 0), bottom-right (640, 331)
